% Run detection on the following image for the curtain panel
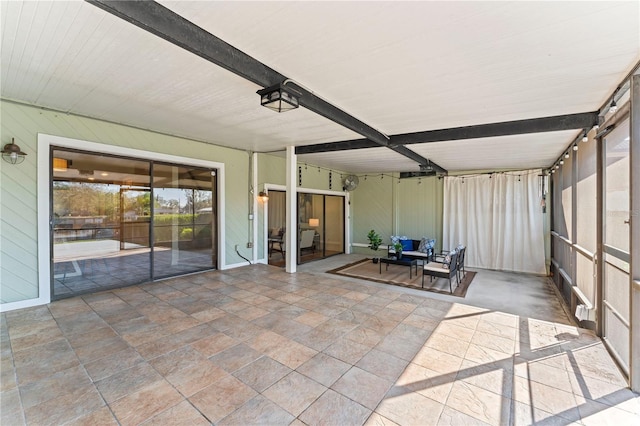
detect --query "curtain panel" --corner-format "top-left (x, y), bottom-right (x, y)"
top-left (443, 171), bottom-right (546, 274)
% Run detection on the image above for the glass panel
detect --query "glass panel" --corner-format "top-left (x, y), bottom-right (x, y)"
top-left (604, 118), bottom-right (630, 252)
top-left (267, 191), bottom-right (286, 266)
top-left (324, 195), bottom-right (344, 257)
top-left (152, 164), bottom-right (216, 279)
top-left (601, 117), bottom-right (631, 379)
top-left (298, 193), bottom-right (323, 264)
top-left (576, 135), bottom-right (597, 253)
top-left (575, 253), bottom-right (595, 305)
top-left (52, 149), bottom-right (151, 299)
top-left (560, 154), bottom-right (573, 238)
top-left (604, 257), bottom-right (630, 320)
top-left (604, 308), bottom-right (630, 371)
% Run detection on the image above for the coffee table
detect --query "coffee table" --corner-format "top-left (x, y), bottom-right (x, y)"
top-left (379, 257), bottom-right (419, 279)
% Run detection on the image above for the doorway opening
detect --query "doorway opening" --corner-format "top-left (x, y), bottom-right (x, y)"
top-left (267, 190), bottom-right (345, 267)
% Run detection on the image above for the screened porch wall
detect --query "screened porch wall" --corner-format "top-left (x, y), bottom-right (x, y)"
top-left (550, 123), bottom-right (600, 327)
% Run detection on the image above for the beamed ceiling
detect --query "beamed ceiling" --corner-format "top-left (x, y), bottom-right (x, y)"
top-left (1, 1), bottom-right (639, 173)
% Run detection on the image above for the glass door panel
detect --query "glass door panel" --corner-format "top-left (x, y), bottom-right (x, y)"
top-left (602, 117), bottom-right (631, 374)
top-left (267, 191), bottom-right (286, 266)
top-left (152, 164), bottom-right (216, 279)
top-left (52, 149), bottom-right (151, 299)
top-left (324, 195), bottom-right (345, 257)
top-left (297, 192), bottom-right (344, 264)
top-left (298, 193), bottom-right (323, 263)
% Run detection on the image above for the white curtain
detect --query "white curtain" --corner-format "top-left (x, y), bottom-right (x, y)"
top-left (443, 170), bottom-right (546, 274)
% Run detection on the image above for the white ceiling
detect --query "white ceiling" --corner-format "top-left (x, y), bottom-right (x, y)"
top-left (1, 1), bottom-right (638, 173)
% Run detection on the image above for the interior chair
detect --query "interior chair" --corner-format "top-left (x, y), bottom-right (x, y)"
top-left (422, 250), bottom-right (459, 293)
top-left (299, 229), bottom-right (316, 253)
top-left (279, 229), bottom-right (316, 258)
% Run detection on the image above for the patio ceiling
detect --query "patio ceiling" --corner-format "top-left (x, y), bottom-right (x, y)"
top-left (1, 1), bottom-right (638, 173)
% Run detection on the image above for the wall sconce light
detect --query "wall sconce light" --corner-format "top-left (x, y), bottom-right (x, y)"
top-left (308, 218), bottom-right (319, 227)
top-left (258, 191), bottom-right (269, 202)
top-left (1, 138), bottom-right (27, 164)
top-left (53, 157), bottom-right (68, 172)
top-left (257, 82), bottom-right (300, 112)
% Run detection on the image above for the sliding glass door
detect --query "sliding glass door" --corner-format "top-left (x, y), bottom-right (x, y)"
top-left (152, 164), bottom-right (216, 279)
top-left (51, 148), bottom-right (217, 300)
top-left (298, 192), bottom-right (344, 264)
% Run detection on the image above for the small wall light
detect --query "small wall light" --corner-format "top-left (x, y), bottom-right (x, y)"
top-left (573, 144), bottom-right (579, 151)
top-left (581, 131), bottom-right (588, 143)
top-left (308, 218), bottom-right (319, 227)
top-left (258, 191), bottom-right (269, 202)
top-left (257, 82), bottom-right (300, 112)
top-left (1, 138), bottom-right (27, 164)
top-left (564, 152), bottom-right (569, 159)
top-left (609, 97), bottom-right (618, 114)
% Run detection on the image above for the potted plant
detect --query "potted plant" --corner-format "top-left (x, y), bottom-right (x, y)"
top-left (367, 230), bottom-right (383, 263)
top-left (393, 241), bottom-right (403, 259)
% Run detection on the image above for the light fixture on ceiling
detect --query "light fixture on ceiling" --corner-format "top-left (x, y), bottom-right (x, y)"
top-left (581, 131), bottom-right (588, 143)
top-left (257, 82), bottom-right (300, 112)
top-left (564, 152), bottom-right (569, 159)
top-left (258, 191), bottom-right (269, 202)
top-left (555, 164), bottom-right (560, 169)
top-left (609, 97), bottom-right (618, 114)
top-left (573, 144), bottom-right (579, 151)
top-left (551, 169), bottom-right (556, 174)
top-left (53, 157), bottom-right (68, 172)
top-left (1, 138), bottom-right (27, 164)
top-left (559, 159), bottom-right (564, 165)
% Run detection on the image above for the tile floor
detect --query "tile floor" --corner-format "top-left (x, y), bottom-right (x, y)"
top-left (1, 259), bottom-right (639, 425)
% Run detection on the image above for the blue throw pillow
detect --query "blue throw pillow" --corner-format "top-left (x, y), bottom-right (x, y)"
top-left (401, 239), bottom-right (413, 251)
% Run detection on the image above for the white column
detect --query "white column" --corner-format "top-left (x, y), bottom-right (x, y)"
top-left (252, 152), bottom-right (258, 263)
top-left (285, 146), bottom-right (297, 273)
top-left (630, 73), bottom-right (640, 392)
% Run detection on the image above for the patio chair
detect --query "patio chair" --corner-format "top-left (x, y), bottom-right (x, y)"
top-left (422, 250), bottom-right (459, 293)
top-left (435, 244), bottom-right (466, 283)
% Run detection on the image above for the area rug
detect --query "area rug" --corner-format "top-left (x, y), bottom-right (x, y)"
top-left (328, 258), bottom-right (476, 298)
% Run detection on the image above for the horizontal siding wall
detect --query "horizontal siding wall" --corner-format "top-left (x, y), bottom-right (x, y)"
top-left (0, 100), bottom-right (251, 304)
top-left (350, 174), bottom-right (443, 256)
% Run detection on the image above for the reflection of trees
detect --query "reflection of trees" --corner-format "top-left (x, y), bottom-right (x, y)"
top-left (54, 183), bottom-right (212, 223)
top-left (185, 190), bottom-right (212, 213)
top-left (53, 182), bottom-right (118, 218)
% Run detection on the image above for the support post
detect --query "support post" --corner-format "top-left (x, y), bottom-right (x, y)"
top-left (629, 74), bottom-right (640, 391)
top-left (285, 147), bottom-right (297, 273)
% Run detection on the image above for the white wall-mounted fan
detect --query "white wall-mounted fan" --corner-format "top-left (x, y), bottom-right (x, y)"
top-left (342, 175), bottom-right (359, 191)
